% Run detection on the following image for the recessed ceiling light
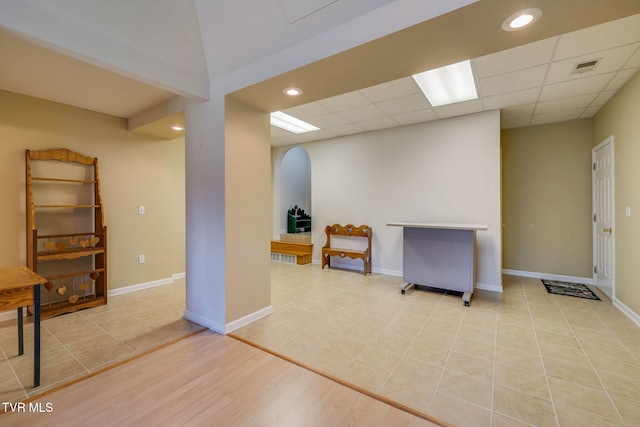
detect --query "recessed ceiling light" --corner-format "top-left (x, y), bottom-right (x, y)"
top-left (412, 60), bottom-right (478, 107)
top-left (270, 111), bottom-right (319, 134)
top-left (502, 8), bottom-right (542, 31)
top-left (283, 87), bottom-right (303, 96)
top-left (172, 126), bottom-right (184, 131)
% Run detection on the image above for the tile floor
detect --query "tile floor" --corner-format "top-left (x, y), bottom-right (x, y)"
top-left (2, 263), bottom-right (640, 426)
top-left (0, 279), bottom-right (203, 403)
top-left (233, 262), bottom-right (640, 427)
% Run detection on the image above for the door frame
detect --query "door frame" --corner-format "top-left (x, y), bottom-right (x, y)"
top-left (592, 135), bottom-right (615, 299)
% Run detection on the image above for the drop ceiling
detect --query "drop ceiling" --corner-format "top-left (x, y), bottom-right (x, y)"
top-left (271, 13), bottom-right (640, 146)
top-left (0, 2), bottom-right (639, 143)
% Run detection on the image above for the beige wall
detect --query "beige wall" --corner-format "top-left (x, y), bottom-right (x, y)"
top-left (224, 97), bottom-right (272, 322)
top-left (0, 89), bottom-right (185, 290)
top-left (593, 71), bottom-right (640, 314)
top-left (501, 120), bottom-right (593, 278)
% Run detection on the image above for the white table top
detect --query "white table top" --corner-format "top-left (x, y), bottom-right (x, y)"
top-left (387, 222), bottom-right (489, 231)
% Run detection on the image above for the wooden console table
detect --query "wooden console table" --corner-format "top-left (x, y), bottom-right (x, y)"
top-left (0, 265), bottom-right (44, 387)
top-left (387, 222), bottom-right (488, 306)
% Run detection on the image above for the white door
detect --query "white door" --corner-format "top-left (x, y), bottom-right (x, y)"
top-left (593, 136), bottom-right (614, 300)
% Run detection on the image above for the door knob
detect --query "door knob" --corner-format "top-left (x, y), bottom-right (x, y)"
top-left (603, 227), bottom-right (613, 233)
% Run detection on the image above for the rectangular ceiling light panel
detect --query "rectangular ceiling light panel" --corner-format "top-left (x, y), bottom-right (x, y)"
top-left (270, 111), bottom-right (320, 134)
top-left (412, 60), bottom-right (478, 107)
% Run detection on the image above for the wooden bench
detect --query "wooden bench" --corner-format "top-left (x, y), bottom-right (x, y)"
top-left (321, 224), bottom-right (372, 275)
top-left (270, 240), bottom-right (313, 265)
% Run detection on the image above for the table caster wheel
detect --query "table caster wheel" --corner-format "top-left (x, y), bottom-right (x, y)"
top-left (401, 290), bottom-right (406, 295)
top-left (464, 301), bottom-right (470, 307)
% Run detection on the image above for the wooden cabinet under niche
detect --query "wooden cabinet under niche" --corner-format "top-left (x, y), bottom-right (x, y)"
top-left (26, 148), bottom-right (107, 318)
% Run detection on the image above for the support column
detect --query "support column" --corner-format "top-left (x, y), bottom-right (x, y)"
top-left (184, 94), bottom-right (227, 331)
top-left (183, 92), bottom-right (272, 333)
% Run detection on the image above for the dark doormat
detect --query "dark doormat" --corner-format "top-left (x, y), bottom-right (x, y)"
top-left (542, 280), bottom-right (601, 300)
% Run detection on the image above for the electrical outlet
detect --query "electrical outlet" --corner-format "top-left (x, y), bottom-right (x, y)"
top-left (138, 205), bottom-right (145, 215)
top-left (138, 254), bottom-right (145, 264)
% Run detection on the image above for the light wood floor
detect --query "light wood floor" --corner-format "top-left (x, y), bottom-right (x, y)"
top-left (0, 279), bottom-right (203, 401)
top-left (1, 330), bottom-right (442, 426)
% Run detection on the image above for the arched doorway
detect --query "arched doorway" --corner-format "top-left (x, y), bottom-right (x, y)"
top-left (279, 146), bottom-right (311, 236)
top-left (271, 146), bottom-right (313, 264)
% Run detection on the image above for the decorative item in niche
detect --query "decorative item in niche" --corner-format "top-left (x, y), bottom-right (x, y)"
top-left (287, 205), bottom-right (311, 233)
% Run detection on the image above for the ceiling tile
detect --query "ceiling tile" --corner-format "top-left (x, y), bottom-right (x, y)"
top-left (319, 91), bottom-right (371, 111)
top-left (539, 73), bottom-right (615, 101)
top-left (271, 132), bottom-right (315, 146)
top-left (625, 47), bottom-right (640, 68)
top-left (359, 77), bottom-right (418, 102)
top-left (433, 99), bottom-right (483, 119)
top-left (482, 88), bottom-right (540, 110)
top-left (501, 104), bottom-right (536, 120)
top-left (534, 94), bottom-right (597, 115)
top-left (545, 44), bottom-right (640, 84)
top-left (391, 109), bottom-right (437, 125)
top-left (605, 68), bottom-right (639, 90)
top-left (591, 89), bottom-right (618, 106)
top-left (501, 116), bottom-right (532, 129)
top-left (357, 116), bottom-right (399, 131)
top-left (376, 93), bottom-right (429, 115)
top-left (301, 129), bottom-right (336, 141)
top-left (306, 112), bottom-right (351, 128)
top-left (581, 105), bottom-right (604, 118)
top-left (325, 123), bottom-right (365, 136)
top-left (474, 37), bottom-right (557, 78)
top-left (338, 104), bottom-right (387, 122)
top-left (284, 102), bottom-right (333, 118)
top-left (554, 14), bottom-right (640, 60)
top-left (271, 126), bottom-right (292, 138)
top-left (479, 65), bottom-right (548, 97)
top-left (531, 109), bottom-right (584, 125)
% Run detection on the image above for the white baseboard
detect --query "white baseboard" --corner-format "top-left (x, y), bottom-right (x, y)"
top-left (502, 269), bottom-right (593, 285)
top-left (183, 305), bottom-right (273, 335)
top-left (312, 258), bottom-right (403, 277)
top-left (613, 298), bottom-right (640, 328)
top-left (183, 310), bottom-right (226, 334)
top-left (477, 282), bottom-right (503, 293)
top-left (0, 272), bottom-right (187, 322)
top-left (226, 306), bottom-right (273, 333)
top-left (0, 308), bottom-right (26, 322)
top-left (108, 277), bottom-right (173, 297)
top-left (315, 259), bottom-right (502, 292)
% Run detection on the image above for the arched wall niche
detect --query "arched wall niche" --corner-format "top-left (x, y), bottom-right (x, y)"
top-left (274, 146), bottom-right (311, 238)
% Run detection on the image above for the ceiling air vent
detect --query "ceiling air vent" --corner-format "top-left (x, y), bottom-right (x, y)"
top-left (572, 58), bottom-right (601, 75)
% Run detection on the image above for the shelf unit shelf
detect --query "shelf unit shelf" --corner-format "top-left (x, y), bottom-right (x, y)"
top-left (32, 177), bottom-right (97, 184)
top-left (35, 205), bottom-right (101, 209)
top-left (26, 148), bottom-right (108, 319)
top-left (37, 247), bottom-right (105, 262)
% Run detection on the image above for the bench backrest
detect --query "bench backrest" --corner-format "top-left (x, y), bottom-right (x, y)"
top-left (324, 224), bottom-right (372, 248)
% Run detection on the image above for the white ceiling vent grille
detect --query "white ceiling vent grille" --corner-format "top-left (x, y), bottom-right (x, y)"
top-left (572, 58), bottom-right (602, 75)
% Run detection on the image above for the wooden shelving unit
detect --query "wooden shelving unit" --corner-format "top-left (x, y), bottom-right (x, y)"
top-left (26, 148), bottom-right (107, 318)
